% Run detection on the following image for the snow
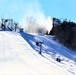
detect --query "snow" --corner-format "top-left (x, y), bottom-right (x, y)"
top-left (0, 31), bottom-right (76, 75)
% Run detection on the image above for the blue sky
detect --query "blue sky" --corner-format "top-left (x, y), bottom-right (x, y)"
top-left (0, 0), bottom-right (76, 25)
top-left (39, 0), bottom-right (76, 21)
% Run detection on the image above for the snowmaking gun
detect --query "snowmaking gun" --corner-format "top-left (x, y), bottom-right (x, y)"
top-left (36, 41), bottom-right (44, 55)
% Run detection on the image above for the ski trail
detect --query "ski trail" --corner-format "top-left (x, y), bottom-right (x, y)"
top-left (0, 31), bottom-right (74, 75)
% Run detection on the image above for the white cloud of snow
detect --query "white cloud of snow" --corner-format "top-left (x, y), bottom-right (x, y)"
top-left (0, 0), bottom-right (53, 33)
top-left (20, 0), bottom-right (53, 33)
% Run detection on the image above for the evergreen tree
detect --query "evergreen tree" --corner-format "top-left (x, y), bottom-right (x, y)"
top-left (49, 18), bottom-right (76, 51)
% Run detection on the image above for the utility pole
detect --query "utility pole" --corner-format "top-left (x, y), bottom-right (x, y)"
top-left (14, 23), bottom-right (18, 32)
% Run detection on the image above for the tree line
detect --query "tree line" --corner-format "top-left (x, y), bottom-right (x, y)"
top-left (49, 18), bottom-right (76, 52)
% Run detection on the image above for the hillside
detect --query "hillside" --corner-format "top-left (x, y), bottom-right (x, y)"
top-left (0, 31), bottom-right (76, 75)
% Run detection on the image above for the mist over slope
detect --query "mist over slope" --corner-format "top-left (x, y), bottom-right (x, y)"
top-left (24, 17), bottom-right (53, 34)
top-left (0, 0), bottom-right (53, 34)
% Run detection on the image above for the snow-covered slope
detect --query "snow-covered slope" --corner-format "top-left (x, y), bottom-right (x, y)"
top-left (0, 31), bottom-right (76, 75)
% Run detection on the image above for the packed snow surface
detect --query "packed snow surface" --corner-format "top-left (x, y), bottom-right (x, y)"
top-left (0, 31), bottom-right (76, 75)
